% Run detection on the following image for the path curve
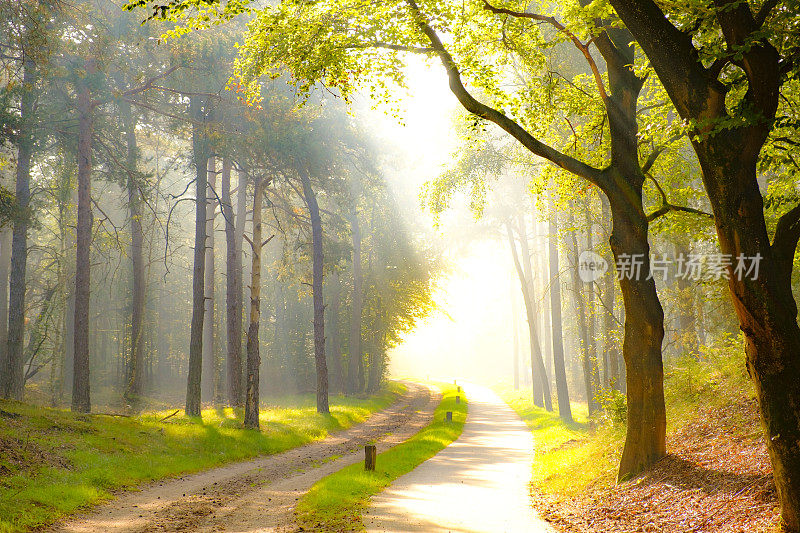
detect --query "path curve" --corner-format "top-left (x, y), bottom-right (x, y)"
top-left (43, 382), bottom-right (439, 533)
top-left (364, 383), bottom-right (553, 533)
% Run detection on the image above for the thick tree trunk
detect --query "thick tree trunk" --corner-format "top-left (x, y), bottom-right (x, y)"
top-left (548, 205), bottom-right (572, 422)
top-left (244, 177), bottom-right (264, 429)
top-left (72, 69), bottom-right (93, 413)
top-left (507, 221), bottom-right (552, 411)
top-left (203, 157), bottom-right (217, 402)
top-left (700, 149), bottom-right (800, 532)
top-left (4, 57), bottom-right (36, 401)
top-left (607, 188), bottom-right (666, 481)
top-left (185, 96), bottom-right (208, 417)
top-left (300, 171), bottom-right (329, 414)
top-left (120, 97), bottom-right (145, 400)
top-left (326, 271), bottom-right (344, 394)
top-left (347, 212), bottom-right (363, 394)
top-left (222, 158), bottom-right (243, 406)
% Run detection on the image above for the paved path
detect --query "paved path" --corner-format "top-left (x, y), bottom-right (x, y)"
top-left (364, 383), bottom-right (554, 533)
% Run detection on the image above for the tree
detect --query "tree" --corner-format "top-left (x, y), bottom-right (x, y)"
top-left (244, 176), bottom-right (265, 429)
top-left (299, 169), bottom-right (330, 414)
top-left (607, 0), bottom-right (800, 528)
top-left (221, 157), bottom-right (244, 406)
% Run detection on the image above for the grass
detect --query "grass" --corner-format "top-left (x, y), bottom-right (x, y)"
top-left (0, 383), bottom-right (404, 533)
top-left (497, 335), bottom-right (757, 496)
top-left (294, 383), bottom-right (467, 532)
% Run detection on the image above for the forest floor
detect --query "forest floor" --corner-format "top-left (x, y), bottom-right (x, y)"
top-left (37, 382), bottom-right (438, 533)
top-left (501, 351), bottom-right (780, 533)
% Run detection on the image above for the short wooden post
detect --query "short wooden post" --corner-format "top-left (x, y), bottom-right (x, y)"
top-left (364, 444), bottom-right (377, 471)
top-left (446, 411), bottom-right (453, 422)
top-left (456, 395), bottom-right (461, 404)
top-left (457, 385), bottom-right (461, 393)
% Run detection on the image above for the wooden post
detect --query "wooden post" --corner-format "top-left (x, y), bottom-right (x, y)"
top-left (446, 411), bottom-right (453, 422)
top-left (456, 395), bottom-right (461, 404)
top-left (457, 386), bottom-right (461, 392)
top-left (364, 444), bottom-right (377, 471)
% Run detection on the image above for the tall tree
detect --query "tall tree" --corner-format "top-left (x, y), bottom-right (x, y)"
top-left (185, 94), bottom-right (209, 417)
top-left (608, 0), bottom-right (800, 526)
top-left (244, 176), bottom-right (264, 429)
top-left (347, 209), bottom-right (363, 394)
top-left (222, 158), bottom-right (243, 406)
top-left (548, 203), bottom-right (572, 421)
top-left (299, 169), bottom-right (329, 414)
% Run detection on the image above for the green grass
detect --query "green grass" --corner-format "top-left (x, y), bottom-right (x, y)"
top-left (295, 383), bottom-right (467, 532)
top-left (0, 383), bottom-right (404, 533)
top-left (497, 335), bottom-right (758, 496)
top-left (497, 387), bottom-right (622, 494)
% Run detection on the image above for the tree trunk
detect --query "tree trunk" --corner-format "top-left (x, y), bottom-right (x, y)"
top-left (566, 211), bottom-right (597, 414)
top-left (3, 57), bottom-right (36, 401)
top-left (326, 271), bottom-right (344, 394)
top-left (222, 158), bottom-right (243, 406)
top-left (347, 211), bottom-right (363, 394)
top-left (203, 157), bottom-right (217, 403)
top-left (548, 204), bottom-right (572, 422)
top-left (72, 66), bottom-right (94, 413)
top-left (510, 277), bottom-right (519, 391)
top-left (244, 178), bottom-right (264, 429)
top-left (300, 171), bottom-right (329, 414)
top-left (0, 212), bottom-right (12, 395)
top-left (120, 97), bottom-right (145, 400)
top-left (235, 167), bottom-right (248, 395)
top-left (507, 221), bottom-right (552, 411)
top-left (185, 95), bottom-right (208, 417)
top-left (606, 188), bottom-right (666, 480)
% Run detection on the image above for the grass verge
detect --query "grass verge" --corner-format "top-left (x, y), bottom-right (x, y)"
top-left (295, 383), bottom-right (467, 532)
top-left (497, 334), bottom-right (760, 496)
top-left (0, 383), bottom-right (403, 533)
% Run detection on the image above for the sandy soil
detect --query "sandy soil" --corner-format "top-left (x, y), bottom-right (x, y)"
top-left (43, 382), bottom-right (439, 533)
top-left (364, 383), bottom-right (553, 533)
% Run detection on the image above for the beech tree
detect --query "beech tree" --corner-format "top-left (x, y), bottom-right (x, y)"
top-left (606, 1), bottom-right (800, 528)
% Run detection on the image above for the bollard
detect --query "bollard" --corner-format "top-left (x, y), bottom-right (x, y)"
top-left (446, 411), bottom-right (453, 422)
top-left (456, 395), bottom-right (461, 404)
top-left (457, 386), bottom-right (461, 393)
top-left (364, 444), bottom-right (377, 471)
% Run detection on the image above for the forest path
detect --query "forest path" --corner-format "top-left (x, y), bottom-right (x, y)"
top-left (44, 382), bottom-right (438, 533)
top-left (364, 383), bottom-right (553, 533)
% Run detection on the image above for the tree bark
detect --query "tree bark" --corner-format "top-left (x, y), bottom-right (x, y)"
top-left (507, 220), bottom-right (552, 411)
top-left (222, 158), bottom-right (243, 406)
top-left (185, 95), bottom-right (208, 417)
top-left (203, 157), bottom-right (217, 403)
top-left (3, 56), bottom-right (36, 401)
top-left (72, 65), bottom-right (94, 413)
top-left (119, 97), bottom-right (145, 400)
top-left (244, 177), bottom-right (264, 429)
top-left (300, 170), bottom-right (329, 414)
top-left (234, 167), bottom-right (248, 395)
top-left (347, 211), bottom-right (363, 394)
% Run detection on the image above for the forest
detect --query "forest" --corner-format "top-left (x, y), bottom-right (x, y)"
top-left (1, 0), bottom-right (799, 532)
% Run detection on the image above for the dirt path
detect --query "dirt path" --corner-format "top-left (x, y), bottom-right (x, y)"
top-left (44, 382), bottom-right (439, 533)
top-left (364, 383), bottom-right (553, 533)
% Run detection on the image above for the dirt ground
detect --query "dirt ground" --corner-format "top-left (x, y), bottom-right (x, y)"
top-left (533, 397), bottom-right (780, 533)
top-left (43, 382), bottom-right (439, 533)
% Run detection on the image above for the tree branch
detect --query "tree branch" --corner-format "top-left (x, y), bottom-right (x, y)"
top-left (645, 175), bottom-right (714, 222)
top-left (483, 0), bottom-right (609, 103)
top-left (405, 0), bottom-right (605, 188)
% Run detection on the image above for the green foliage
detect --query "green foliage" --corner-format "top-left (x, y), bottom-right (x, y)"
top-left (295, 383), bottom-right (467, 532)
top-left (0, 385), bottom-right (403, 532)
